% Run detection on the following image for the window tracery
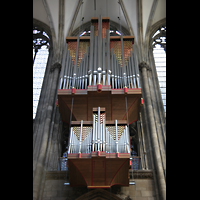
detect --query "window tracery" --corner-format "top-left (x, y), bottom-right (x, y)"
top-left (152, 26), bottom-right (166, 52)
top-left (33, 26), bottom-right (50, 119)
top-left (152, 26), bottom-right (166, 116)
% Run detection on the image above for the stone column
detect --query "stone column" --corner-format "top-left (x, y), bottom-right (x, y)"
top-left (33, 62), bottom-right (61, 200)
top-left (139, 61), bottom-right (166, 200)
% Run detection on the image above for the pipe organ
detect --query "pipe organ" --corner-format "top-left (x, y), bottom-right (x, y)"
top-left (59, 16), bottom-right (140, 92)
top-left (57, 16), bottom-right (142, 188)
top-left (68, 107), bottom-right (130, 155)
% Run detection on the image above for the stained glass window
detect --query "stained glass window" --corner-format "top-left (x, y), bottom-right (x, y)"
top-left (33, 27), bottom-right (50, 119)
top-left (152, 26), bottom-right (166, 116)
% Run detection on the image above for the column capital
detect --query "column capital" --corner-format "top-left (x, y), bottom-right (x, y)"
top-left (50, 62), bottom-right (61, 73)
top-left (139, 61), bottom-right (151, 71)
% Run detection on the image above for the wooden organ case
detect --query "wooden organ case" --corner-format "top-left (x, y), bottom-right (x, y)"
top-left (57, 16), bottom-right (142, 188)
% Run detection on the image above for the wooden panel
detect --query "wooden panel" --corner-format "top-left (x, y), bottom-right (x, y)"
top-left (105, 158), bottom-right (128, 186)
top-left (87, 92), bottom-right (112, 121)
top-left (92, 107), bottom-right (106, 112)
top-left (66, 36), bottom-right (90, 41)
top-left (71, 121), bottom-right (93, 125)
top-left (105, 120), bottom-right (127, 125)
top-left (111, 94), bottom-right (127, 120)
top-left (68, 159), bottom-right (89, 186)
top-left (69, 159), bottom-right (91, 186)
top-left (110, 159), bottom-right (129, 186)
top-left (68, 157), bottom-right (129, 187)
top-left (126, 94), bottom-right (141, 124)
top-left (58, 95), bottom-right (76, 123)
top-left (110, 36), bottom-right (134, 40)
top-left (57, 89), bottom-right (71, 95)
top-left (92, 157), bottom-right (106, 186)
top-left (87, 85), bottom-right (111, 92)
top-left (58, 90), bottom-right (141, 123)
top-left (127, 88), bottom-right (142, 94)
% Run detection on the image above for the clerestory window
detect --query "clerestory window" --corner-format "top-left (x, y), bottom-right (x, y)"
top-left (152, 26), bottom-right (166, 116)
top-left (33, 26), bottom-right (50, 119)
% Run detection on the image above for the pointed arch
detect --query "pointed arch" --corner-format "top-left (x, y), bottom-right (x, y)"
top-left (33, 19), bottom-right (53, 120)
top-left (70, 19), bottom-right (130, 37)
top-left (149, 18), bottom-right (166, 48)
top-left (75, 188), bottom-right (122, 200)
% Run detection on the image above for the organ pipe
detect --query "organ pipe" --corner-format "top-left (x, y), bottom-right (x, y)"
top-left (60, 17), bottom-right (138, 90)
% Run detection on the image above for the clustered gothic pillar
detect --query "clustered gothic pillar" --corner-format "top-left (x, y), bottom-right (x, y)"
top-left (139, 61), bottom-right (166, 200)
top-left (33, 62), bottom-right (61, 200)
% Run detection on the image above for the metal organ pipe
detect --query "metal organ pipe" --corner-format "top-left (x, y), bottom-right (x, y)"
top-left (93, 36), bottom-right (98, 85)
top-left (130, 51), bottom-right (137, 88)
top-left (115, 120), bottom-right (118, 153)
top-left (97, 15), bottom-right (102, 86)
top-left (125, 126), bottom-right (130, 153)
top-left (120, 35), bottom-right (127, 88)
top-left (66, 56), bottom-right (71, 89)
top-left (81, 58), bottom-right (84, 89)
top-left (69, 61), bottom-right (73, 89)
top-left (89, 26), bottom-right (94, 86)
top-left (97, 107), bottom-right (100, 151)
top-left (59, 43), bottom-right (68, 89)
top-left (101, 122), bottom-right (103, 151)
top-left (102, 37), bottom-right (106, 85)
top-left (79, 120), bottom-right (83, 153)
top-left (92, 114), bottom-right (95, 151)
top-left (85, 47), bottom-right (89, 89)
top-left (106, 29), bottom-right (111, 85)
top-left (111, 48), bottom-right (114, 89)
top-left (71, 130), bottom-right (74, 153)
top-left (76, 65), bottom-right (79, 89)
top-left (60, 21), bottom-right (139, 90)
top-left (127, 60), bottom-right (131, 88)
top-left (132, 44), bottom-right (140, 88)
top-left (117, 60), bottom-right (119, 89)
top-left (103, 118), bottom-right (105, 151)
top-left (62, 50), bottom-right (70, 89)
top-left (72, 36), bottom-right (80, 89)
top-left (68, 127), bottom-right (73, 153)
top-left (128, 57), bottom-right (133, 88)
top-left (114, 55), bottom-right (117, 88)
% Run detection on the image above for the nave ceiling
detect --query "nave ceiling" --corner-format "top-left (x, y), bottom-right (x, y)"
top-left (33, 0), bottom-right (166, 46)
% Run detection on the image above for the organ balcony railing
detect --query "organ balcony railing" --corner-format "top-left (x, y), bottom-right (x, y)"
top-left (59, 156), bottom-right (142, 171)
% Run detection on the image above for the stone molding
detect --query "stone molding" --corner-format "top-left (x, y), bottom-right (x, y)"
top-left (45, 170), bottom-right (153, 180)
top-left (129, 170), bottom-right (153, 179)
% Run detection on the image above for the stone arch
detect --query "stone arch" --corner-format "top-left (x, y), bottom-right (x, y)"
top-left (75, 188), bottom-right (122, 200)
top-left (33, 18), bottom-right (53, 49)
top-left (149, 18), bottom-right (166, 48)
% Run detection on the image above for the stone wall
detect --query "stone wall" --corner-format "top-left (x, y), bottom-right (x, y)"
top-left (42, 171), bottom-right (156, 200)
top-left (42, 179), bottom-right (88, 200)
top-left (119, 179), bottom-right (155, 200)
